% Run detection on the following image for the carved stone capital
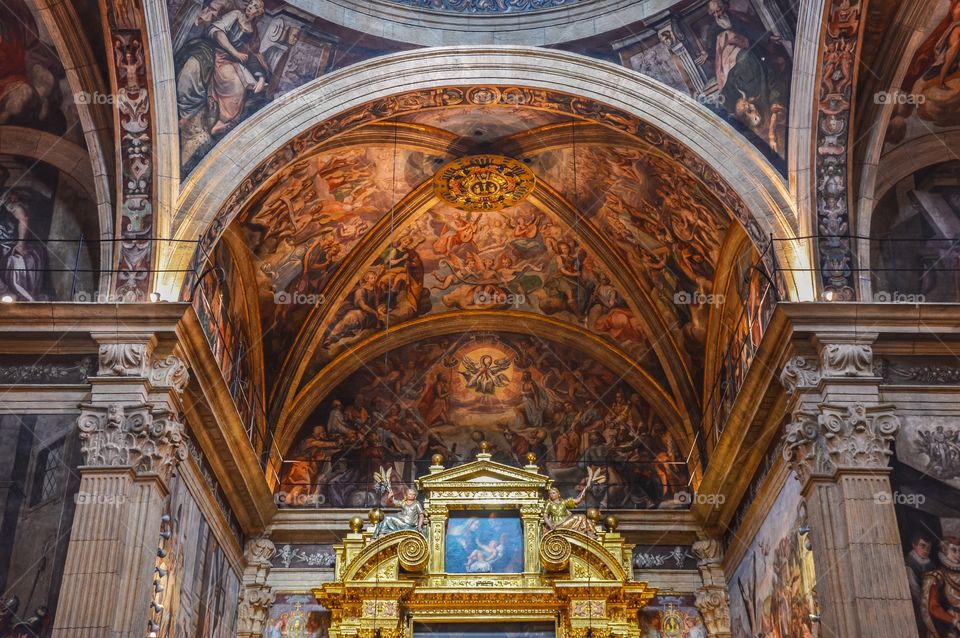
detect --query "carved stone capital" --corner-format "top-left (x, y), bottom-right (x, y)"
top-left (780, 356), bottom-right (821, 395)
top-left (94, 334), bottom-right (156, 377)
top-left (695, 584), bottom-right (731, 637)
top-left (76, 402), bottom-right (187, 481)
top-left (783, 402), bottom-right (899, 482)
top-left (236, 584), bottom-right (275, 635)
top-left (692, 539), bottom-right (723, 567)
top-left (245, 536), bottom-right (277, 569)
top-left (814, 334), bottom-right (877, 378)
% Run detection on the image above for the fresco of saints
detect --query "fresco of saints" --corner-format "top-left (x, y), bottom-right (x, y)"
top-left (175, 0), bottom-right (269, 168)
top-left (922, 536), bottom-right (960, 638)
top-left (696, 0), bottom-right (790, 155)
top-left (0, 183), bottom-right (48, 301)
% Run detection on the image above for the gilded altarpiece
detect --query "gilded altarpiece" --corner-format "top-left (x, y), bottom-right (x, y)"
top-left (315, 453), bottom-right (656, 638)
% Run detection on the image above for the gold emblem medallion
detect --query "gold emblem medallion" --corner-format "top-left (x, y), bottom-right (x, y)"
top-left (433, 155), bottom-right (536, 212)
top-left (660, 602), bottom-right (685, 638)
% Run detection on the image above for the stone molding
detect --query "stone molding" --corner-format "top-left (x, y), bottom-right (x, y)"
top-left (783, 402), bottom-right (899, 483)
top-left (780, 356), bottom-right (822, 395)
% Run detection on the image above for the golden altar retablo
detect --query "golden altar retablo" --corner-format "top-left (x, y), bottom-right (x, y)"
top-left (314, 452), bottom-right (657, 638)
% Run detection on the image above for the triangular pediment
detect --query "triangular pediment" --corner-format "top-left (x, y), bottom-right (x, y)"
top-left (417, 455), bottom-right (551, 489)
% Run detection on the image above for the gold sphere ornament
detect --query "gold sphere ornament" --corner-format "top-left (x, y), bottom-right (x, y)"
top-left (604, 515), bottom-right (619, 531)
top-left (586, 507), bottom-right (601, 522)
top-left (433, 155), bottom-right (536, 212)
top-left (431, 453), bottom-right (444, 466)
top-left (349, 516), bottom-right (363, 533)
top-left (368, 508), bottom-right (384, 524)
top-left (479, 440), bottom-right (490, 453)
top-left (526, 452), bottom-right (538, 465)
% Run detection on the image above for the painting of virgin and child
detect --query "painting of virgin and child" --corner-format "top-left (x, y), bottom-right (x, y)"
top-left (444, 512), bottom-right (524, 574)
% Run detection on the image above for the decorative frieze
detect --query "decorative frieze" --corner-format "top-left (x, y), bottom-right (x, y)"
top-left (0, 356), bottom-right (96, 384)
top-left (783, 402), bottom-right (899, 482)
top-left (272, 544), bottom-right (336, 569)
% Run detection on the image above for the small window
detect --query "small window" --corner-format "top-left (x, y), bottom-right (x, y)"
top-left (30, 440), bottom-right (65, 506)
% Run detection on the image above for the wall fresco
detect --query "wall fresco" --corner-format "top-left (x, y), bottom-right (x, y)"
top-left (278, 332), bottom-right (689, 510)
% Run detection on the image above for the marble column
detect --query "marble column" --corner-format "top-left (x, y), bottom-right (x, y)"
top-left (237, 536), bottom-right (277, 638)
top-left (692, 539), bottom-right (731, 638)
top-left (52, 335), bottom-right (189, 638)
top-left (780, 334), bottom-right (917, 638)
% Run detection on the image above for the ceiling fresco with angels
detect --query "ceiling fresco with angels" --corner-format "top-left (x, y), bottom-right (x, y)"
top-left (164, 0), bottom-right (798, 174)
top-left (225, 109), bottom-right (739, 410)
top-left (278, 332), bottom-right (691, 510)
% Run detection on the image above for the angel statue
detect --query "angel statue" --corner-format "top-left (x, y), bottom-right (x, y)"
top-left (372, 466), bottom-right (425, 538)
top-left (543, 468), bottom-right (599, 539)
top-left (460, 354), bottom-right (512, 395)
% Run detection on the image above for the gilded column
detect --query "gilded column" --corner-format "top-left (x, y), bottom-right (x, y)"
top-left (692, 540), bottom-right (731, 638)
top-left (780, 334), bottom-right (917, 638)
top-left (52, 335), bottom-right (189, 638)
top-left (426, 503), bottom-right (447, 575)
top-left (237, 536), bottom-right (277, 638)
top-left (521, 503), bottom-right (543, 575)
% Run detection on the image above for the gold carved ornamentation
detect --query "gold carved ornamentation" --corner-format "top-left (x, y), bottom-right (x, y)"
top-left (315, 455), bottom-right (655, 638)
top-left (433, 155), bottom-right (536, 212)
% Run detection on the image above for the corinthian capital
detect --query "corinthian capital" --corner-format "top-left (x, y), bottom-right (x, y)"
top-left (237, 584), bottom-right (275, 635)
top-left (77, 402), bottom-right (187, 481)
top-left (695, 585), bottom-right (731, 637)
top-left (783, 402), bottom-right (899, 482)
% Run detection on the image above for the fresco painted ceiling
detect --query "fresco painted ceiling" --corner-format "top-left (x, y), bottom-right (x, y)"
top-left (165, 0), bottom-right (798, 174)
top-left (216, 103), bottom-right (747, 483)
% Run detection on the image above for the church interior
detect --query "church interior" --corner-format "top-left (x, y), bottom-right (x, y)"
top-left (1, 0), bottom-right (960, 636)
